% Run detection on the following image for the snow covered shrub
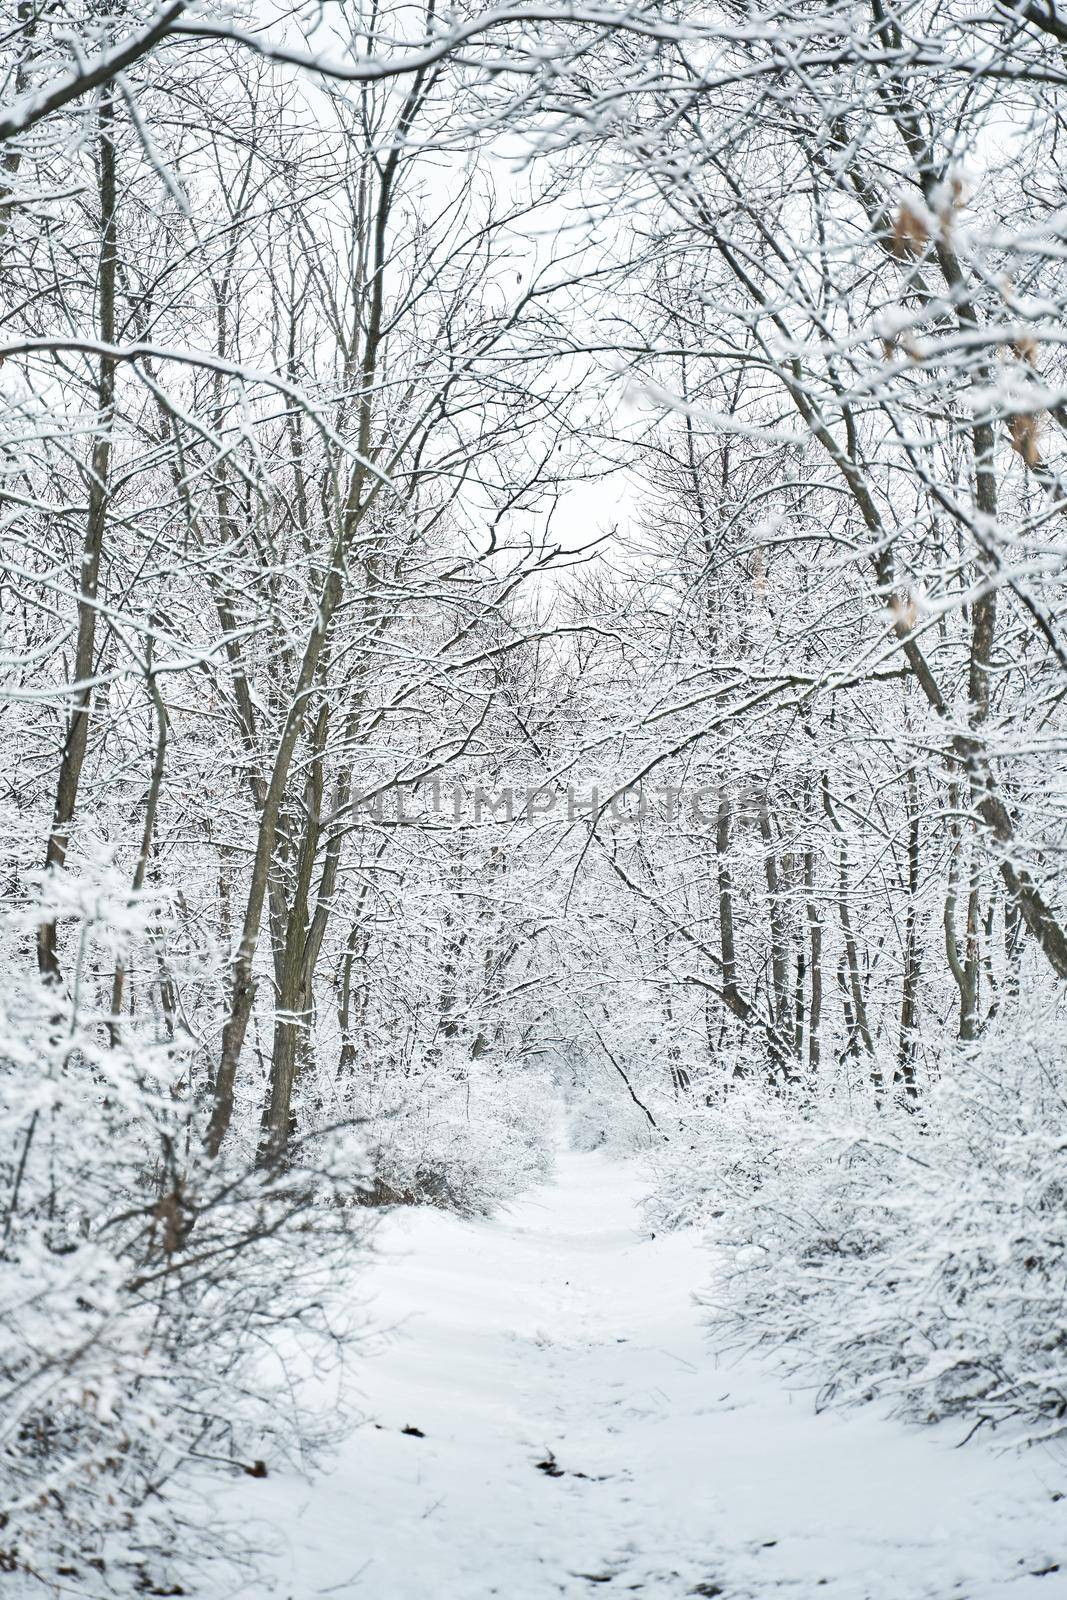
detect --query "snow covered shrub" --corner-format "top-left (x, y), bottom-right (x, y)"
top-left (686, 1024), bottom-right (1067, 1442)
top-left (563, 1046), bottom-right (664, 1156)
top-left (357, 1047), bottom-right (556, 1214)
top-left (0, 865), bottom-right (369, 1595)
top-left (643, 1075), bottom-right (794, 1233)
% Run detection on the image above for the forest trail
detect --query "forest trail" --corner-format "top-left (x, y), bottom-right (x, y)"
top-left (217, 1151), bottom-right (1064, 1600)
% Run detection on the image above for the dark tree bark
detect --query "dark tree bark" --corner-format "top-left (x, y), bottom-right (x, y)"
top-left (37, 94), bottom-right (117, 979)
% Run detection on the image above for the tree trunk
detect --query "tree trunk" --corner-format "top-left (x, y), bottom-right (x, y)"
top-left (757, 795), bottom-right (791, 1041)
top-left (37, 93), bottom-right (117, 979)
top-left (804, 840), bottom-right (822, 1073)
top-left (895, 764), bottom-right (921, 1097)
top-left (823, 778), bottom-right (880, 1102)
top-left (110, 652), bottom-right (169, 1033)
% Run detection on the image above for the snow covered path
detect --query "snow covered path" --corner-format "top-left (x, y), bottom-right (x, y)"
top-left (218, 1151), bottom-right (1065, 1600)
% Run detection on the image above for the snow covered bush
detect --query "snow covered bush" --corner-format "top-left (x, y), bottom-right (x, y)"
top-left (0, 864), bottom-right (370, 1595)
top-left (563, 1046), bottom-right (663, 1157)
top-left (356, 1046), bottom-right (557, 1215)
top-left (643, 1074), bottom-right (795, 1234)
top-left (659, 1023), bottom-right (1067, 1443)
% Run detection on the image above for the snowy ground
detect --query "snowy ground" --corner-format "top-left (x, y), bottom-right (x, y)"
top-left (211, 1151), bottom-right (1066, 1600)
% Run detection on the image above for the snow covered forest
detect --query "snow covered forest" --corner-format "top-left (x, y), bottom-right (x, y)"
top-left (3, 0), bottom-right (1067, 1593)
